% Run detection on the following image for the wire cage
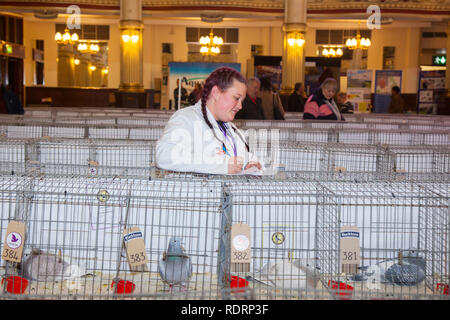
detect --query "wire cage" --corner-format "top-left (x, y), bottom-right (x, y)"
top-left (0, 138), bottom-right (158, 178)
top-left (217, 180), bottom-right (327, 300)
top-left (0, 173), bottom-right (448, 300)
top-left (251, 141), bottom-right (449, 182)
top-left (0, 121), bottom-right (165, 141)
top-left (1, 117), bottom-right (448, 148)
top-left (390, 146), bottom-right (450, 180)
top-left (217, 179), bottom-right (449, 300)
top-left (0, 176), bottom-right (229, 300)
top-left (1, 136), bottom-right (447, 183)
top-left (315, 182), bottom-right (449, 300)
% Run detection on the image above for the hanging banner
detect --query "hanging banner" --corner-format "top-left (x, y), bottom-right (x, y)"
top-left (373, 70), bottom-right (402, 113)
top-left (417, 70), bottom-right (446, 114)
top-left (168, 62), bottom-right (241, 109)
top-left (346, 69), bottom-right (373, 113)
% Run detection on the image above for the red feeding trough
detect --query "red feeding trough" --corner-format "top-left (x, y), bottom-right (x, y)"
top-left (111, 279), bottom-right (136, 294)
top-left (2, 275), bottom-right (29, 294)
top-left (328, 280), bottom-right (354, 300)
top-left (436, 283), bottom-right (449, 295)
top-left (229, 275), bottom-right (248, 293)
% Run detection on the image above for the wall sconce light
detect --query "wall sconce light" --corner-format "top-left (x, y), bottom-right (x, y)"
top-left (122, 33), bottom-right (139, 43)
top-left (74, 58), bottom-right (80, 65)
top-left (287, 32), bottom-right (305, 47)
top-left (89, 65), bottom-right (96, 71)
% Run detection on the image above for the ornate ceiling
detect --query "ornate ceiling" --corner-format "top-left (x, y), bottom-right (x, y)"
top-left (0, 0), bottom-right (449, 21)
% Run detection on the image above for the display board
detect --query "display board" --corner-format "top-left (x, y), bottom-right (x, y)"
top-left (346, 69), bottom-right (373, 113)
top-left (168, 62), bottom-right (241, 109)
top-left (417, 70), bottom-right (446, 114)
top-left (373, 70), bottom-right (402, 113)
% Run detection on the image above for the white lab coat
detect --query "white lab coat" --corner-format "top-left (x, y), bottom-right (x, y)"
top-left (156, 101), bottom-right (260, 174)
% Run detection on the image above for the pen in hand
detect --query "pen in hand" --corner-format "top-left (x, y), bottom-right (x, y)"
top-left (227, 156), bottom-right (244, 174)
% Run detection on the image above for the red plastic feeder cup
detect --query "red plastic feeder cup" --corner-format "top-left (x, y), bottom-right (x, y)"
top-left (328, 280), bottom-right (354, 300)
top-left (111, 279), bottom-right (135, 294)
top-left (436, 283), bottom-right (449, 295)
top-left (229, 275), bottom-right (249, 293)
top-left (1, 276), bottom-right (29, 294)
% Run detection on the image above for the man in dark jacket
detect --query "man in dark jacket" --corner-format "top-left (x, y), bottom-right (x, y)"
top-left (288, 82), bottom-right (307, 112)
top-left (388, 86), bottom-right (406, 113)
top-left (0, 84), bottom-right (24, 115)
top-left (235, 77), bottom-right (265, 120)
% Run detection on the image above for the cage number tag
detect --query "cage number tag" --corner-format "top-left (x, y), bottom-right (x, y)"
top-left (123, 227), bottom-right (148, 268)
top-left (2, 221), bottom-right (26, 263)
top-left (340, 226), bottom-right (360, 274)
top-left (231, 224), bottom-right (251, 264)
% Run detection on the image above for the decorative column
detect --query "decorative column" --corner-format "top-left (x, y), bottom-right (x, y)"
top-left (280, 0), bottom-right (307, 95)
top-left (116, 0), bottom-right (146, 107)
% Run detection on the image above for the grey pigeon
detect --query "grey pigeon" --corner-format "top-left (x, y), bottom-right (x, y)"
top-left (350, 249), bottom-right (425, 286)
top-left (20, 248), bottom-right (86, 282)
top-left (246, 258), bottom-right (320, 291)
top-left (158, 237), bottom-right (193, 291)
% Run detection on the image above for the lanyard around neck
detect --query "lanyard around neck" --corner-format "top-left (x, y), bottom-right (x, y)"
top-left (217, 121), bottom-right (237, 157)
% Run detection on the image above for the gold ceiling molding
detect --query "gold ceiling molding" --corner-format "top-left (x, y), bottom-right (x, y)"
top-left (142, 0), bottom-right (284, 9)
top-left (2, 0), bottom-right (119, 4)
top-left (2, 0), bottom-right (449, 11)
top-left (307, 0), bottom-right (450, 11)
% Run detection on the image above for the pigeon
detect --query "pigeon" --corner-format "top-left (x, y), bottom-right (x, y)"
top-left (246, 258), bottom-right (321, 291)
top-left (20, 248), bottom-right (86, 282)
top-left (350, 249), bottom-right (425, 286)
top-left (158, 237), bottom-right (193, 291)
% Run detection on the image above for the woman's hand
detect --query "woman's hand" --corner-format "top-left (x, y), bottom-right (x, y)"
top-left (244, 161), bottom-right (262, 171)
top-left (228, 156), bottom-right (244, 174)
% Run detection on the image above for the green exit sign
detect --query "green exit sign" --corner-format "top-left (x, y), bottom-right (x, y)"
top-left (432, 55), bottom-right (446, 66)
top-left (2, 44), bottom-right (12, 54)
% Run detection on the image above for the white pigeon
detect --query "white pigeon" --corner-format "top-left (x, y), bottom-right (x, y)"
top-left (158, 237), bottom-right (193, 291)
top-left (246, 259), bottom-right (320, 291)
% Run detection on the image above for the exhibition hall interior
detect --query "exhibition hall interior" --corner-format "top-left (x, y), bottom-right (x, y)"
top-left (0, 0), bottom-right (448, 302)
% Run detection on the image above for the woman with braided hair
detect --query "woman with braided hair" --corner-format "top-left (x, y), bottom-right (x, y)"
top-left (156, 67), bottom-right (263, 174)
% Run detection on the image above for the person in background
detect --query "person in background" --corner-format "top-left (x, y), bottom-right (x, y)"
top-left (335, 92), bottom-right (354, 114)
top-left (0, 84), bottom-right (24, 115)
top-left (188, 82), bottom-right (202, 105)
top-left (157, 67), bottom-right (263, 175)
top-left (288, 82), bottom-right (307, 112)
top-left (234, 77), bottom-right (265, 120)
top-left (173, 78), bottom-right (188, 108)
top-left (388, 86), bottom-right (406, 113)
top-left (303, 77), bottom-right (342, 121)
top-left (259, 77), bottom-right (285, 120)
top-left (318, 66), bottom-right (334, 85)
